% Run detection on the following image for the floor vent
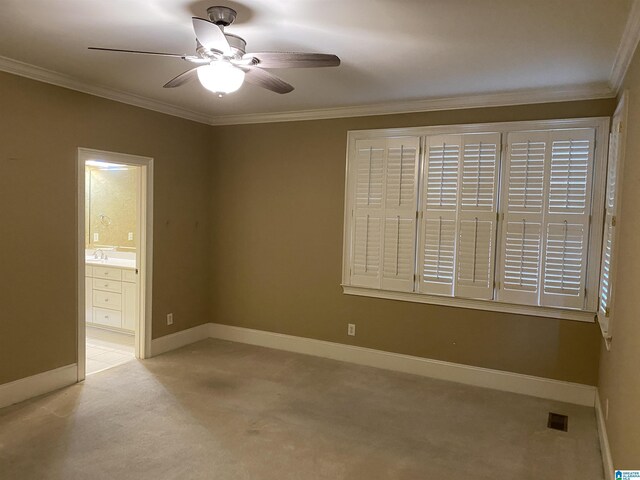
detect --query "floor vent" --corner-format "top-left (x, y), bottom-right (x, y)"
top-left (547, 412), bottom-right (568, 432)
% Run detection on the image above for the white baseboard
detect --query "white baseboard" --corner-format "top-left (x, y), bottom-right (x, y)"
top-left (207, 323), bottom-right (596, 407)
top-left (595, 390), bottom-right (614, 480)
top-left (150, 323), bottom-right (211, 357)
top-left (0, 364), bottom-right (77, 410)
top-left (148, 322), bottom-right (596, 406)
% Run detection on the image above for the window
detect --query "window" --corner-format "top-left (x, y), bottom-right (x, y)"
top-left (342, 118), bottom-right (609, 322)
top-left (598, 94), bottom-right (627, 340)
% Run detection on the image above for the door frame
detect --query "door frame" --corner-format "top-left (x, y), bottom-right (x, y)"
top-left (76, 148), bottom-right (154, 381)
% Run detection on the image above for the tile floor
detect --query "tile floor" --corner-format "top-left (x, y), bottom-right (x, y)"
top-left (85, 326), bottom-right (135, 374)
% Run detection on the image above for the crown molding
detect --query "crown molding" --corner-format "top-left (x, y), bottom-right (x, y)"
top-left (610, 0), bottom-right (640, 92)
top-left (0, 55), bottom-right (212, 125)
top-left (209, 84), bottom-right (615, 125)
top-left (0, 54), bottom-right (615, 127)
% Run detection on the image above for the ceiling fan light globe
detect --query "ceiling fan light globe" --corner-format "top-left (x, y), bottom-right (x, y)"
top-left (197, 62), bottom-right (245, 95)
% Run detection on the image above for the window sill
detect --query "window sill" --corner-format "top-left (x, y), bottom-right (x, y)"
top-left (342, 285), bottom-right (596, 323)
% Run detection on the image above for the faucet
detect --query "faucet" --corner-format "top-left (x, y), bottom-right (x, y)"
top-left (94, 249), bottom-right (107, 260)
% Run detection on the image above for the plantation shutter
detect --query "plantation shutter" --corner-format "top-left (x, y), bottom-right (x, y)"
top-left (455, 133), bottom-right (501, 299)
top-left (497, 132), bottom-right (547, 305)
top-left (381, 137), bottom-right (420, 291)
top-left (598, 107), bottom-right (625, 333)
top-left (540, 130), bottom-right (594, 309)
top-left (498, 129), bottom-right (595, 308)
top-left (349, 137), bottom-right (420, 291)
top-left (350, 139), bottom-right (385, 288)
top-left (418, 135), bottom-right (461, 296)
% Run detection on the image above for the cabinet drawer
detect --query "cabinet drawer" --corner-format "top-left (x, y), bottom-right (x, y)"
top-left (93, 290), bottom-right (122, 310)
top-left (92, 266), bottom-right (122, 281)
top-left (93, 278), bottom-right (122, 293)
top-left (92, 308), bottom-right (122, 328)
top-left (122, 269), bottom-right (137, 283)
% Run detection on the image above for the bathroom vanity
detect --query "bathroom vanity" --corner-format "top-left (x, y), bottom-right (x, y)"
top-left (85, 260), bottom-right (138, 333)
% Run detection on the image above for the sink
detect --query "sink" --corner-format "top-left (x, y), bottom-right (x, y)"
top-left (85, 257), bottom-right (136, 268)
top-left (86, 257), bottom-right (106, 263)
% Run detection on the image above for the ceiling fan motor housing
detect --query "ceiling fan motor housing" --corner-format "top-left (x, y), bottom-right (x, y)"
top-left (224, 34), bottom-right (246, 56)
top-left (207, 6), bottom-right (237, 26)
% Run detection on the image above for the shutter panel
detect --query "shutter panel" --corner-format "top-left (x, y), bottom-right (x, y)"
top-left (498, 129), bottom-right (595, 308)
top-left (599, 107), bottom-right (625, 332)
top-left (455, 133), bottom-right (500, 299)
top-left (599, 217), bottom-right (614, 320)
top-left (353, 214), bottom-right (382, 283)
top-left (420, 216), bottom-right (457, 294)
top-left (498, 132), bottom-right (547, 305)
top-left (419, 135), bottom-right (460, 296)
top-left (349, 137), bottom-right (419, 291)
top-left (598, 130), bottom-right (619, 321)
top-left (350, 139), bottom-right (385, 288)
top-left (502, 219), bottom-right (542, 295)
top-left (541, 130), bottom-right (594, 309)
top-left (381, 137), bottom-right (420, 291)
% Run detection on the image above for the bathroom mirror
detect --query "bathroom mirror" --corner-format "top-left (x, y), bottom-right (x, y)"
top-left (85, 164), bottom-right (139, 251)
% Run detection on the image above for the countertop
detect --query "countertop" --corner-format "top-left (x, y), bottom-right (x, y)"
top-left (85, 258), bottom-right (137, 270)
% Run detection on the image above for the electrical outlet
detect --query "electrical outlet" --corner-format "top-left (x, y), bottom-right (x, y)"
top-left (347, 323), bottom-right (356, 336)
top-left (128, 232), bottom-right (134, 241)
top-left (93, 232), bottom-right (99, 242)
top-left (167, 313), bottom-right (173, 326)
top-left (605, 398), bottom-right (609, 420)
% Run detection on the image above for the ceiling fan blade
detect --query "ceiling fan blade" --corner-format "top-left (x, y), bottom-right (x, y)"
top-left (89, 47), bottom-right (190, 58)
top-left (243, 52), bottom-right (340, 69)
top-left (242, 67), bottom-right (294, 94)
top-left (192, 17), bottom-right (232, 56)
top-left (163, 68), bottom-right (199, 88)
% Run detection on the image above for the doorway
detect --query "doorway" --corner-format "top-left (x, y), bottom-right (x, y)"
top-left (77, 148), bottom-right (153, 381)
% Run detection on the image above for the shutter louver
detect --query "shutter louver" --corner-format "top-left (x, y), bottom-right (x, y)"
top-left (349, 137), bottom-right (419, 291)
top-left (383, 216), bottom-right (415, 288)
top-left (353, 214), bottom-right (382, 280)
top-left (599, 220), bottom-right (614, 318)
top-left (503, 220), bottom-right (542, 295)
top-left (456, 218), bottom-right (495, 296)
top-left (541, 130), bottom-right (594, 309)
top-left (455, 133), bottom-right (501, 299)
top-left (498, 132), bottom-right (548, 305)
top-left (421, 216), bottom-right (457, 294)
top-left (350, 139), bottom-right (386, 288)
top-left (543, 222), bottom-right (586, 298)
top-left (419, 135), bottom-right (461, 296)
top-left (425, 137), bottom-right (459, 209)
top-left (381, 137), bottom-right (420, 291)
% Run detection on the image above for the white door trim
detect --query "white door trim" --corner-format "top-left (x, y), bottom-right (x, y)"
top-left (77, 148), bottom-right (154, 381)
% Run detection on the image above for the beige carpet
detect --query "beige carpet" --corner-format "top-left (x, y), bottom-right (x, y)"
top-left (0, 339), bottom-right (603, 479)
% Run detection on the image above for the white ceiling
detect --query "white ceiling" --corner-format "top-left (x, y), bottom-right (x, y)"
top-left (0, 0), bottom-right (633, 121)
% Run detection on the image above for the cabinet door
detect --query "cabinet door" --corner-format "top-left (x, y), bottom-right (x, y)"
top-left (85, 276), bottom-right (93, 324)
top-left (122, 282), bottom-right (138, 332)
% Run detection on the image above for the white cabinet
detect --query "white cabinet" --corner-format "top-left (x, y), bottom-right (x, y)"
top-left (85, 274), bottom-right (93, 324)
top-left (85, 264), bottom-right (138, 333)
top-left (121, 282), bottom-right (137, 331)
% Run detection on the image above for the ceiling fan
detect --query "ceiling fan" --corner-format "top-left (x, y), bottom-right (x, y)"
top-left (88, 6), bottom-right (340, 97)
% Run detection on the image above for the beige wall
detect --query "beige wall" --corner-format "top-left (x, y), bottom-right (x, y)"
top-left (0, 72), bottom-right (212, 385)
top-left (0, 67), bottom-right (618, 392)
top-left (210, 99), bottom-right (615, 385)
top-left (598, 47), bottom-right (640, 467)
